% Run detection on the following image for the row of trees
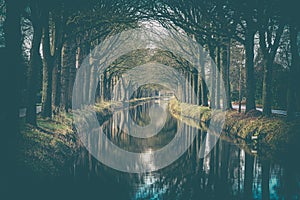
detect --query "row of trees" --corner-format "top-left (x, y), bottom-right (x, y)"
top-left (154, 0), bottom-right (300, 119)
top-left (0, 0), bottom-right (299, 186)
top-left (1, 0), bottom-right (299, 132)
top-left (1, 0), bottom-right (147, 127)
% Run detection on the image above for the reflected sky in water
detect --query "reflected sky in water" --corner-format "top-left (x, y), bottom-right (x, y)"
top-left (72, 101), bottom-right (300, 200)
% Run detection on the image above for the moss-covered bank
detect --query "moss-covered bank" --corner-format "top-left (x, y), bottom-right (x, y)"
top-left (18, 114), bottom-right (78, 177)
top-left (169, 98), bottom-right (300, 160)
top-left (18, 98), bottom-right (153, 177)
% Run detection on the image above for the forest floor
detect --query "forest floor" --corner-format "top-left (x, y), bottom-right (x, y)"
top-left (169, 98), bottom-right (300, 162)
top-left (18, 113), bottom-right (78, 177)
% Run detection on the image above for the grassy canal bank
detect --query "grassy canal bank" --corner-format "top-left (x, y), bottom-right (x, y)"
top-left (18, 113), bottom-right (77, 177)
top-left (18, 97), bottom-right (300, 176)
top-left (18, 98), bottom-right (157, 176)
top-left (169, 98), bottom-right (300, 161)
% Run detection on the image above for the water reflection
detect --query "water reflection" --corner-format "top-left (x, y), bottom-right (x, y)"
top-left (107, 101), bottom-right (177, 152)
top-left (73, 101), bottom-right (300, 199)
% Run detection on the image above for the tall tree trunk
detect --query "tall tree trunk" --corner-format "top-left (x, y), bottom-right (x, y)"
top-left (216, 46), bottom-right (221, 109)
top-left (210, 48), bottom-right (216, 108)
top-left (227, 42), bottom-right (232, 109)
top-left (53, 47), bottom-right (62, 112)
top-left (74, 45), bottom-right (86, 105)
top-left (187, 71), bottom-right (192, 103)
top-left (238, 61), bottom-right (243, 113)
top-left (287, 25), bottom-right (299, 121)
top-left (68, 50), bottom-right (77, 108)
top-left (200, 47), bottom-right (208, 106)
top-left (260, 24), bottom-right (283, 116)
top-left (60, 38), bottom-right (76, 112)
top-left (41, 10), bottom-right (54, 118)
top-left (60, 39), bottom-right (70, 112)
top-left (221, 41), bottom-right (232, 110)
top-left (262, 59), bottom-right (273, 116)
top-left (193, 70), bottom-right (198, 105)
top-left (52, 8), bottom-right (64, 114)
top-left (103, 71), bottom-right (108, 101)
top-left (100, 74), bottom-right (105, 102)
top-left (2, 0), bottom-right (24, 191)
top-left (245, 30), bottom-right (256, 112)
top-left (83, 44), bottom-right (91, 103)
top-left (198, 76), bottom-right (203, 106)
top-left (26, 2), bottom-right (43, 125)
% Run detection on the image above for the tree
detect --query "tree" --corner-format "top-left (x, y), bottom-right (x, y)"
top-left (221, 40), bottom-right (232, 110)
top-left (60, 36), bottom-right (76, 112)
top-left (41, 4), bottom-right (65, 118)
top-left (238, 7), bottom-right (257, 113)
top-left (200, 47), bottom-right (209, 106)
top-left (287, 24), bottom-right (299, 121)
top-left (26, 0), bottom-right (43, 126)
top-left (2, 0), bottom-right (24, 191)
top-left (258, 1), bottom-right (284, 116)
top-left (282, 0), bottom-right (300, 121)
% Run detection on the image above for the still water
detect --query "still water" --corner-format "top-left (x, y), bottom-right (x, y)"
top-left (72, 101), bottom-right (300, 200)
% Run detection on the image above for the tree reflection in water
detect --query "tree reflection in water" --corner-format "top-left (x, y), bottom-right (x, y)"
top-left (73, 101), bottom-right (300, 200)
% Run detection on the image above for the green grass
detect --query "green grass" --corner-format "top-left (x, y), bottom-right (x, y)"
top-left (18, 114), bottom-right (77, 177)
top-left (169, 98), bottom-right (212, 122)
top-left (37, 118), bottom-right (72, 135)
top-left (18, 102), bottom-right (117, 177)
top-left (169, 98), bottom-right (300, 159)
